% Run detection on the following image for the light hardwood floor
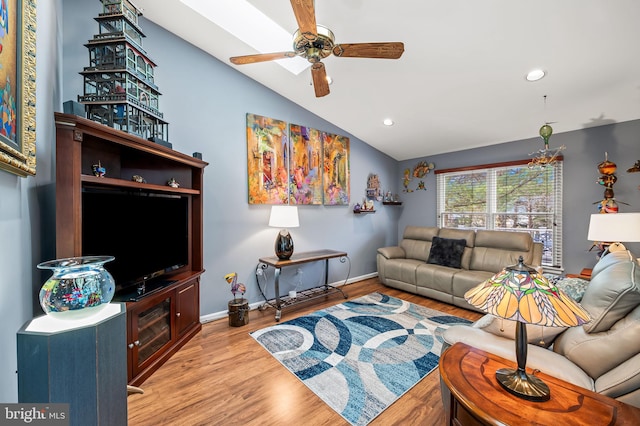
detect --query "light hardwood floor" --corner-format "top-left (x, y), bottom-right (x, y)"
top-left (127, 278), bottom-right (482, 425)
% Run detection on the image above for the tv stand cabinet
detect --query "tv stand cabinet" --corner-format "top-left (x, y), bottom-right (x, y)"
top-left (125, 272), bottom-right (202, 385)
top-left (54, 113), bottom-right (208, 385)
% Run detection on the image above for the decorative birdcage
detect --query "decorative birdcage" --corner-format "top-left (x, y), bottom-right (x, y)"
top-left (78, 0), bottom-right (170, 146)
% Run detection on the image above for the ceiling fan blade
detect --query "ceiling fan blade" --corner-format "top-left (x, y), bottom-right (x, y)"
top-left (290, 0), bottom-right (317, 40)
top-left (230, 52), bottom-right (297, 65)
top-left (311, 62), bottom-right (330, 98)
top-left (333, 42), bottom-right (405, 59)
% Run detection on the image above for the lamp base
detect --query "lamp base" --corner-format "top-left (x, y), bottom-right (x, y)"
top-left (496, 367), bottom-right (550, 402)
top-left (274, 229), bottom-right (294, 260)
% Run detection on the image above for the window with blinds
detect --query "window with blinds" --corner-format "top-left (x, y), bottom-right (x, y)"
top-left (436, 159), bottom-right (563, 269)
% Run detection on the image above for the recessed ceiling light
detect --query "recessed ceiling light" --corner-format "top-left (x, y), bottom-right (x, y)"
top-left (526, 69), bottom-right (546, 82)
top-left (180, 0), bottom-right (309, 75)
top-left (383, 118), bottom-right (394, 126)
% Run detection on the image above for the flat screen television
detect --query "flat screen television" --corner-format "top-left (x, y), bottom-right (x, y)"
top-left (82, 188), bottom-right (189, 300)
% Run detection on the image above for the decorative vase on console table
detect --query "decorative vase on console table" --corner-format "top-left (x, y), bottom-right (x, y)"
top-left (37, 256), bottom-right (116, 320)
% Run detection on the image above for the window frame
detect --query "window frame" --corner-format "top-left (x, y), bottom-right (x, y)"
top-left (436, 158), bottom-right (563, 271)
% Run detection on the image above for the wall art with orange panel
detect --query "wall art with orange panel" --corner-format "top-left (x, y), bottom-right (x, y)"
top-left (246, 113), bottom-right (289, 204)
top-left (289, 123), bottom-right (323, 205)
top-left (322, 131), bottom-right (350, 205)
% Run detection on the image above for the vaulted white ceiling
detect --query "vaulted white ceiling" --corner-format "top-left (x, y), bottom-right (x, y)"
top-left (133, 0), bottom-right (640, 160)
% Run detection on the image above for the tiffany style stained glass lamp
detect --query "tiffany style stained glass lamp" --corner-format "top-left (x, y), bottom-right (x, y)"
top-left (464, 256), bottom-right (591, 401)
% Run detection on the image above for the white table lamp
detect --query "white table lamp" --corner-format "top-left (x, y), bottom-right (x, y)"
top-left (587, 213), bottom-right (640, 254)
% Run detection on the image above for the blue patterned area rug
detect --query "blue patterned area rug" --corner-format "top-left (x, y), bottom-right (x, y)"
top-left (250, 292), bottom-right (472, 426)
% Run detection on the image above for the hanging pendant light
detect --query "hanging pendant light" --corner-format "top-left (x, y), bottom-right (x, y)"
top-left (528, 96), bottom-right (565, 169)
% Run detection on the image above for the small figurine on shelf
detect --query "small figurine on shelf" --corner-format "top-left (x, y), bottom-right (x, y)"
top-left (92, 161), bottom-right (106, 177)
top-left (353, 203), bottom-right (362, 213)
top-left (364, 199), bottom-right (375, 211)
top-left (132, 175), bottom-right (146, 183)
top-left (167, 177), bottom-right (180, 188)
top-left (367, 174), bottom-right (382, 200)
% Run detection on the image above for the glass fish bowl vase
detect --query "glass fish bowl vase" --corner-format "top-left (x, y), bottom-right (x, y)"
top-left (37, 256), bottom-right (116, 320)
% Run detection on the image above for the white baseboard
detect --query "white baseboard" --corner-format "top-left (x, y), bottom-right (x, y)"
top-left (199, 272), bottom-right (378, 324)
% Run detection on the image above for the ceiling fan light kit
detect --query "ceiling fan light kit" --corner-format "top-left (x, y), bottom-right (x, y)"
top-left (229, 0), bottom-right (404, 97)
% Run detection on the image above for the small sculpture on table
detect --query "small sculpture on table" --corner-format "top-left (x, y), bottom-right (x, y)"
top-left (167, 177), bottom-right (180, 188)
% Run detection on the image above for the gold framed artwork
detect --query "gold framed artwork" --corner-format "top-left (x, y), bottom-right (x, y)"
top-left (246, 113), bottom-right (350, 205)
top-left (0, 0), bottom-right (36, 177)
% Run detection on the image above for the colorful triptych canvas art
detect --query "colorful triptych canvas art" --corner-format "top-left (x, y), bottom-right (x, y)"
top-left (322, 131), bottom-right (350, 205)
top-left (246, 114), bottom-right (289, 204)
top-left (290, 124), bottom-right (323, 205)
top-left (247, 113), bottom-right (350, 205)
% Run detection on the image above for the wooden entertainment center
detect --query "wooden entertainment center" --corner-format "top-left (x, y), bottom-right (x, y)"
top-left (54, 113), bottom-right (208, 386)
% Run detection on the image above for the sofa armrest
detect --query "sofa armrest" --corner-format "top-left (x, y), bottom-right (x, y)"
top-left (595, 353), bottom-right (640, 399)
top-left (377, 246), bottom-right (406, 260)
top-left (472, 314), bottom-right (566, 348)
top-left (443, 325), bottom-right (594, 391)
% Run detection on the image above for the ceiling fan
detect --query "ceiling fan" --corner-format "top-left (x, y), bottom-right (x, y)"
top-left (229, 0), bottom-right (405, 97)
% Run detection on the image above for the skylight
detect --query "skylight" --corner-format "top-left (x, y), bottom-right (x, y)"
top-left (180, 0), bottom-right (310, 75)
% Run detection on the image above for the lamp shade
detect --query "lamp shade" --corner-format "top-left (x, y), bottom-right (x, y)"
top-left (587, 213), bottom-right (640, 243)
top-left (268, 205), bottom-right (299, 228)
top-left (465, 257), bottom-right (591, 327)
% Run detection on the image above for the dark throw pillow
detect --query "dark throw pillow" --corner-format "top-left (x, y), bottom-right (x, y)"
top-left (427, 236), bottom-right (467, 268)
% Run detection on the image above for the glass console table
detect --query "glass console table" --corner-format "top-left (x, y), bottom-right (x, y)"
top-left (257, 249), bottom-right (349, 321)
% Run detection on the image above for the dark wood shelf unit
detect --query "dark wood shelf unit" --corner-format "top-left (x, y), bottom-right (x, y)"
top-left (81, 174), bottom-right (201, 195)
top-left (54, 112), bottom-right (208, 386)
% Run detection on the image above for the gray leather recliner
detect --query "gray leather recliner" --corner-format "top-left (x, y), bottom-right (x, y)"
top-left (442, 250), bottom-right (640, 407)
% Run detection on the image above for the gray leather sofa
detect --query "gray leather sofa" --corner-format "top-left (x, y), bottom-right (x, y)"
top-left (443, 249), bottom-right (640, 407)
top-left (377, 226), bottom-right (543, 312)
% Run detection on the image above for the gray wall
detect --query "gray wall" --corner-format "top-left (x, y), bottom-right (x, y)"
top-left (2, 0), bottom-right (639, 404)
top-left (397, 121), bottom-right (640, 273)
